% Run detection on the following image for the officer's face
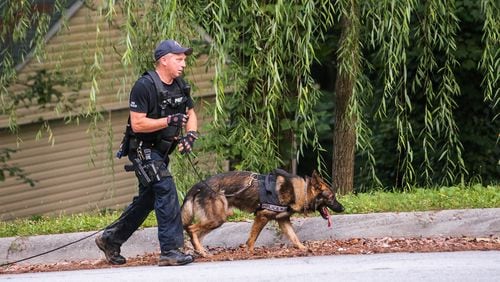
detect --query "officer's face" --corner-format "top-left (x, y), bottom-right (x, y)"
top-left (160, 53), bottom-right (187, 79)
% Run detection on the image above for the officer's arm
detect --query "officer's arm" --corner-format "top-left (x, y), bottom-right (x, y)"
top-left (185, 108), bottom-right (198, 132)
top-left (130, 111), bottom-right (169, 133)
top-left (178, 108), bottom-right (198, 153)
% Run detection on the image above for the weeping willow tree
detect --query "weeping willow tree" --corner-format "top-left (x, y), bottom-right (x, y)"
top-left (183, 0), bottom-right (499, 191)
top-left (333, 0), bottom-right (499, 192)
top-left (332, 0), bottom-right (362, 194)
top-left (1, 0), bottom-right (498, 192)
top-left (0, 0), bottom-right (71, 185)
top-left (0, 0), bottom-right (65, 134)
top-left (184, 1), bottom-right (337, 174)
top-left (391, 0), bottom-right (493, 189)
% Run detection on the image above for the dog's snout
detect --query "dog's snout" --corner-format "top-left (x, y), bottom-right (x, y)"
top-left (332, 199), bottom-right (345, 213)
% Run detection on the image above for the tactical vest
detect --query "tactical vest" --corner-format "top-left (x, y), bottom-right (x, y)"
top-left (143, 70), bottom-right (191, 140)
top-left (116, 71), bottom-right (191, 158)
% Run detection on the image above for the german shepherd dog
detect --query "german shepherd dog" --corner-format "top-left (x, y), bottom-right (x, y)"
top-left (181, 169), bottom-right (344, 257)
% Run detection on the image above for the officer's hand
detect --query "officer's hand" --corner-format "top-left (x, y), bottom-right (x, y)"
top-left (178, 131), bottom-right (198, 154)
top-left (167, 113), bottom-right (188, 127)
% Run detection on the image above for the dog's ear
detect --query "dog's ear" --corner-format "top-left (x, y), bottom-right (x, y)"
top-left (310, 170), bottom-right (321, 188)
top-left (311, 170), bottom-right (322, 183)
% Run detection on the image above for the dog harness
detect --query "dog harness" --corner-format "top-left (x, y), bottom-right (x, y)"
top-left (258, 173), bottom-right (289, 213)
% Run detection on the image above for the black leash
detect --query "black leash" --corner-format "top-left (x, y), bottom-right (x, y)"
top-left (179, 125), bottom-right (217, 194)
top-left (0, 205), bottom-right (136, 267)
top-left (0, 228), bottom-right (104, 267)
top-left (185, 152), bottom-right (218, 194)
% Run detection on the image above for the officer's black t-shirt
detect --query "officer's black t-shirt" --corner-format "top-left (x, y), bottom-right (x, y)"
top-left (129, 74), bottom-right (194, 142)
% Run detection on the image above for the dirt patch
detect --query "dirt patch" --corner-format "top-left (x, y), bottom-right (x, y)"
top-left (2, 236), bottom-right (499, 274)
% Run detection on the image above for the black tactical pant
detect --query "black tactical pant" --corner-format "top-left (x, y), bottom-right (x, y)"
top-left (101, 150), bottom-right (184, 253)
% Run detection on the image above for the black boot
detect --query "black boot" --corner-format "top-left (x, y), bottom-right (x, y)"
top-left (95, 235), bottom-right (126, 265)
top-left (158, 249), bottom-right (194, 266)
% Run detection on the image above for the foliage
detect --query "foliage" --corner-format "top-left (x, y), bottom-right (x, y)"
top-left (0, 148), bottom-right (35, 187)
top-left (0, 0), bottom-right (498, 193)
top-left (0, 1), bottom-right (83, 185)
top-left (362, 0), bottom-right (498, 189)
top-left (185, 1), bottom-right (336, 174)
top-left (479, 0), bottom-right (500, 109)
top-left (0, 185), bottom-right (498, 238)
top-left (5, 69), bottom-right (80, 112)
top-left (311, 0), bottom-right (499, 190)
top-left (0, 67), bottom-right (81, 185)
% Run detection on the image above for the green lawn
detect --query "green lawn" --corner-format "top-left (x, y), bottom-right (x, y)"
top-left (1, 184), bottom-right (498, 238)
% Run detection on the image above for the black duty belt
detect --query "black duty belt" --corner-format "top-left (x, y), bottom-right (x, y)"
top-left (136, 138), bottom-right (176, 157)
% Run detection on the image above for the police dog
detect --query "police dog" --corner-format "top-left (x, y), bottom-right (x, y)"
top-left (181, 169), bottom-right (344, 257)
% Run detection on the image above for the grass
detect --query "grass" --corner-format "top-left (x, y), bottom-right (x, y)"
top-left (340, 184), bottom-right (500, 214)
top-left (0, 184), bottom-right (498, 238)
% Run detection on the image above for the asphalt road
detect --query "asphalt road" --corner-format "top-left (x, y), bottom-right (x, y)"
top-left (1, 251), bottom-right (499, 282)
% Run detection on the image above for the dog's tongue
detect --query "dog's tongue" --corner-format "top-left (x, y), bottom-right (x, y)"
top-left (322, 207), bottom-right (332, 228)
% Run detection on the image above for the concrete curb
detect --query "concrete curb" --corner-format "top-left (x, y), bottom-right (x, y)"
top-left (1, 208), bottom-right (499, 265)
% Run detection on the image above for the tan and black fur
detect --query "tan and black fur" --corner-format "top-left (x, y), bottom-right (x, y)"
top-left (181, 169), bottom-right (344, 257)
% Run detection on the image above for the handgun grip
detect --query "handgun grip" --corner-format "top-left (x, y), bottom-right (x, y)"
top-left (124, 164), bottom-right (135, 172)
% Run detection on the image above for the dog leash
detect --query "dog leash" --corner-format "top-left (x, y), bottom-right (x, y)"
top-left (0, 229), bottom-right (103, 267)
top-left (185, 152), bottom-right (217, 194)
top-left (224, 173), bottom-right (257, 197)
top-left (0, 200), bottom-right (138, 267)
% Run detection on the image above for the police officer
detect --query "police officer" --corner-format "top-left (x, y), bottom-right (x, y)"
top-left (95, 39), bottom-right (198, 266)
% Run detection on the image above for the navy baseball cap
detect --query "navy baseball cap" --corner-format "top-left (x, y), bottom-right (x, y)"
top-left (154, 39), bottom-right (193, 61)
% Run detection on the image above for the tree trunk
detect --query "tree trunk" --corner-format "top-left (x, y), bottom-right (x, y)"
top-left (332, 15), bottom-right (357, 195)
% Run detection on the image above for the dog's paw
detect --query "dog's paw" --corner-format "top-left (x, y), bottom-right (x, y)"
top-left (194, 249), bottom-right (212, 258)
top-left (202, 252), bottom-right (213, 258)
top-left (295, 243), bottom-right (308, 251)
top-left (199, 251), bottom-right (213, 258)
top-left (242, 244), bottom-right (257, 254)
